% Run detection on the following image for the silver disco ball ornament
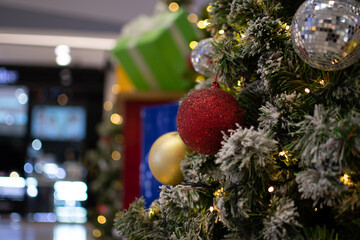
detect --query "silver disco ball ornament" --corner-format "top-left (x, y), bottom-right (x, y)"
top-left (291, 0), bottom-right (360, 71)
top-left (190, 38), bottom-right (216, 76)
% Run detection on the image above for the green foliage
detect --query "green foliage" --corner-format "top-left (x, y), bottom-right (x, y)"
top-left (114, 0), bottom-right (360, 239)
top-left (114, 198), bottom-right (169, 240)
top-left (237, 80), bottom-right (269, 127)
top-left (304, 225), bottom-right (339, 240)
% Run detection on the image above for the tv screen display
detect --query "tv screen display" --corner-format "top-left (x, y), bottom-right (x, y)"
top-left (31, 105), bottom-right (86, 142)
top-left (0, 86), bottom-right (29, 137)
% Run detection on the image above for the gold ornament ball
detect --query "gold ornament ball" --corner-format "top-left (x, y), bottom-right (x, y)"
top-left (149, 131), bottom-right (189, 186)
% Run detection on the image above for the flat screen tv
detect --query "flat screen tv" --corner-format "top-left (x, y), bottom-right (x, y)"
top-left (31, 105), bottom-right (86, 142)
top-left (0, 86), bottom-right (29, 137)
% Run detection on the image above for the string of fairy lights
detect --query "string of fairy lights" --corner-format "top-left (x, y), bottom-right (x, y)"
top-left (100, 2), bottom-right (357, 232)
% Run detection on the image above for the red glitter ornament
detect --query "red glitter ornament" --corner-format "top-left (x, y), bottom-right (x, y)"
top-left (176, 82), bottom-right (244, 155)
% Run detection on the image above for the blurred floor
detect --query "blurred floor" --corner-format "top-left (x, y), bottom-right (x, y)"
top-left (0, 219), bottom-right (94, 240)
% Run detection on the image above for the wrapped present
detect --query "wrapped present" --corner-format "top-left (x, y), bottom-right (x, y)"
top-left (112, 9), bottom-right (198, 91)
top-left (115, 65), bottom-right (134, 93)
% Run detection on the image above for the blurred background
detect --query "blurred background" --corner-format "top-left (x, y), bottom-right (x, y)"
top-left (0, 0), bottom-right (208, 239)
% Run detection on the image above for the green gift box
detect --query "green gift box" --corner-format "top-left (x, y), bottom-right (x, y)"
top-left (112, 9), bottom-right (199, 91)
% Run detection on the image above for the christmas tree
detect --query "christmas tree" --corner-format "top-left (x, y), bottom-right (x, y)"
top-left (114, 0), bottom-right (360, 239)
top-left (84, 114), bottom-right (124, 239)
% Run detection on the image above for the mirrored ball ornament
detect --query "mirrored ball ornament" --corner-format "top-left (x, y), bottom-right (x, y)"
top-left (291, 0), bottom-right (360, 71)
top-left (190, 38), bottom-right (216, 76)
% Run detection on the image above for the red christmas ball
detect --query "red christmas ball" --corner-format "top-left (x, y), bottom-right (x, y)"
top-left (176, 82), bottom-right (244, 155)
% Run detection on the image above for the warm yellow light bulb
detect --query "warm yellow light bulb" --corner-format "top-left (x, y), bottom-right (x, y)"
top-left (305, 88), bottom-right (311, 94)
top-left (103, 101), bottom-right (113, 111)
top-left (187, 13), bottom-right (198, 23)
top-left (319, 79), bottom-right (325, 86)
top-left (268, 186), bottom-right (274, 193)
top-left (112, 151), bottom-right (121, 161)
top-left (57, 93), bottom-right (68, 106)
top-left (168, 2), bottom-right (179, 12)
top-left (214, 187), bottom-right (224, 198)
top-left (197, 20), bottom-right (206, 29)
top-left (110, 113), bottom-right (123, 125)
top-left (196, 76), bottom-right (205, 82)
top-left (148, 208), bottom-right (155, 217)
top-left (112, 84), bottom-right (120, 94)
top-left (189, 41), bottom-right (198, 49)
top-left (93, 229), bottom-right (102, 237)
top-left (204, 19), bottom-right (210, 27)
top-left (340, 174), bottom-right (353, 186)
top-left (218, 29), bottom-right (225, 35)
top-left (97, 215), bottom-right (106, 224)
top-left (209, 206), bottom-right (214, 212)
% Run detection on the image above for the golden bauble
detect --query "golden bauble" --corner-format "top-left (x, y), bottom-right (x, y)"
top-left (149, 131), bottom-right (189, 186)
